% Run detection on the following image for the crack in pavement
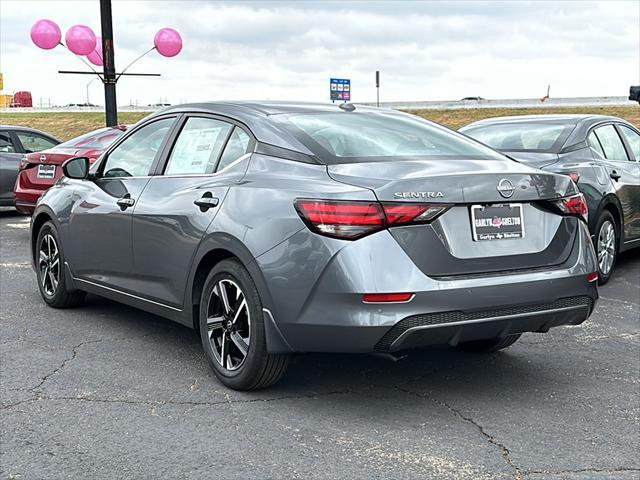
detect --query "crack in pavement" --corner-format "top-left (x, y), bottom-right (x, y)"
top-left (27, 340), bottom-right (106, 393)
top-left (395, 385), bottom-right (523, 480)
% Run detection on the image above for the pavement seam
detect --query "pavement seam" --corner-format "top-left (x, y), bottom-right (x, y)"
top-left (395, 385), bottom-right (523, 480)
top-left (1, 390), bottom-right (352, 410)
top-left (522, 466), bottom-right (640, 476)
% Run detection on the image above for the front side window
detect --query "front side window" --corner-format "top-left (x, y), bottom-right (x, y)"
top-left (164, 117), bottom-right (233, 176)
top-left (594, 125), bottom-right (628, 161)
top-left (0, 132), bottom-right (15, 153)
top-left (618, 125), bottom-right (640, 160)
top-left (15, 131), bottom-right (57, 153)
top-left (102, 118), bottom-right (174, 178)
top-left (463, 123), bottom-right (573, 152)
top-left (277, 111), bottom-right (506, 163)
top-left (217, 127), bottom-right (252, 172)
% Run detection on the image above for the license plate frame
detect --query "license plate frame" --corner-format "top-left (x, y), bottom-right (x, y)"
top-left (470, 203), bottom-right (525, 241)
top-left (37, 164), bottom-right (56, 179)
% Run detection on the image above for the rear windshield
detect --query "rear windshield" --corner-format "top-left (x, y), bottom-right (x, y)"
top-left (275, 111), bottom-right (506, 163)
top-left (462, 123), bottom-right (574, 152)
top-left (58, 128), bottom-right (124, 150)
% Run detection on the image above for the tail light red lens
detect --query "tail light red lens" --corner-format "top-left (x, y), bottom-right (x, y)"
top-left (295, 199), bottom-right (451, 240)
top-left (551, 193), bottom-right (588, 223)
top-left (586, 272), bottom-right (598, 283)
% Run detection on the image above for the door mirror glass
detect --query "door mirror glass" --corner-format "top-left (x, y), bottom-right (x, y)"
top-left (62, 157), bottom-right (90, 179)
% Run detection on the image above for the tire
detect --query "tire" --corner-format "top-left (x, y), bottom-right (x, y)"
top-left (35, 221), bottom-right (86, 308)
top-left (594, 211), bottom-right (617, 285)
top-left (199, 259), bottom-right (289, 390)
top-left (456, 334), bottom-right (521, 353)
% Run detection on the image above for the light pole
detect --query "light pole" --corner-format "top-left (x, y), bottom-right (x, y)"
top-left (86, 77), bottom-right (98, 105)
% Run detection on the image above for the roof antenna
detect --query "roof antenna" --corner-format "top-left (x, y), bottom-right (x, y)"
top-left (339, 102), bottom-right (356, 111)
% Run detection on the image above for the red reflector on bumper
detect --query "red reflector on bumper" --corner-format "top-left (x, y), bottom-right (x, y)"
top-left (586, 272), bottom-right (598, 283)
top-left (363, 293), bottom-right (414, 303)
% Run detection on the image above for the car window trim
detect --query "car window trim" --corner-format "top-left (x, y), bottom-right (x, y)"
top-left (97, 114), bottom-right (179, 178)
top-left (155, 112), bottom-right (257, 177)
top-left (614, 123), bottom-right (639, 162)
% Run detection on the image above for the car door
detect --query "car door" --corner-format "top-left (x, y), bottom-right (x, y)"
top-left (131, 115), bottom-right (255, 308)
top-left (590, 123), bottom-right (640, 242)
top-left (615, 123), bottom-right (640, 242)
top-left (0, 130), bottom-right (23, 204)
top-left (67, 117), bottom-right (177, 291)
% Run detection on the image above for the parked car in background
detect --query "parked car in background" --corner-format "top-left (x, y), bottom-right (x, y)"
top-left (0, 126), bottom-right (60, 209)
top-left (31, 102), bottom-right (598, 390)
top-left (14, 125), bottom-right (127, 214)
top-left (461, 115), bottom-right (640, 284)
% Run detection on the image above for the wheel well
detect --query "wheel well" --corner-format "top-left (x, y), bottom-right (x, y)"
top-left (30, 213), bottom-right (51, 262)
top-left (601, 202), bottom-right (622, 249)
top-left (191, 249), bottom-right (237, 332)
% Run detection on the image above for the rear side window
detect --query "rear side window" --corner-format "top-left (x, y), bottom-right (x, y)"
top-left (463, 123), bottom-right (573, 152)
top-left (587, 131), bottom-right (605, 158)
top-left (165, 117), bottom-right (232, 176)
top-left (594, 125), bottom-right (629, 161)
top-left (618, 125), bottom-right (640, 160)
top-left (0, 132), bottom-right (15, 153)
top-left (277, 111), bottom-right (506, 163)
top-left (217, 127), bottom-right (252, 172)
top-left (15, 131), bottom-right (57, 153)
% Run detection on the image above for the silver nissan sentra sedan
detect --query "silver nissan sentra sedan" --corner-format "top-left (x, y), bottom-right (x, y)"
top-left (31, 102), bottom-right (598, 390)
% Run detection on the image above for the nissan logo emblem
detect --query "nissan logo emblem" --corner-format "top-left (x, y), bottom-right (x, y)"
top-left (497, 178), bottom-right (515, 198)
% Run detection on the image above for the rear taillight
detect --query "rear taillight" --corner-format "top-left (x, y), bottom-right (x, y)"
top-left (551, 193), bottom-right (588, 223)
top-left (295, 199), bottom-right (451, 240)
top-left (586, 272), bottom-right (598, 283)
top-left (18, 156), bottom-right (31, 171)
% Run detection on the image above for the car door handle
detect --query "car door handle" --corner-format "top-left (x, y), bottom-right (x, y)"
top-left (194, 192), bottom-right (219, 212)
top-left (610, 170), bottom-right (621, 181)
top-left (116, 195), bottom-right (135, 210)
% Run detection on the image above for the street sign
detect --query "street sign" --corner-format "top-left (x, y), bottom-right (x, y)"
top-left (330, 78), bottom-right (350, 102)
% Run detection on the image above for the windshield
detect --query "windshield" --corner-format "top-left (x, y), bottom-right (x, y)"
top-left (58, 128), bottom-right (124, 150)
top-left (462, 122), bottom-right (574, 152)
top-left (276, 111), bottom-right (506, 163)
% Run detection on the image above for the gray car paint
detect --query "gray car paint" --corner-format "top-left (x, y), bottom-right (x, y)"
top-left (31, 102), bottom-right (598, 355)
top-left (461, 115), bottom-right (640, 251)
top-left (0, 126), bottom-right (60, 206)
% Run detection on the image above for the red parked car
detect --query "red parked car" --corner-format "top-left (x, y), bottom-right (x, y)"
top-left (14, 125), bottom-right (127, 214)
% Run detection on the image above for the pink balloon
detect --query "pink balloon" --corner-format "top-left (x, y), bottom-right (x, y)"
top-left (154, 28), bottom-right (182, 57)
top-left (31, 19), bottom-right (61, 50)
top-left (86, 36), bottom-right (103, 66)
top-left (65, 25), bottom-right (96, 56)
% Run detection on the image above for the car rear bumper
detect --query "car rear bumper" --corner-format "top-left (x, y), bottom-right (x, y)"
top-left (258, 221), bottom-right (598, 354)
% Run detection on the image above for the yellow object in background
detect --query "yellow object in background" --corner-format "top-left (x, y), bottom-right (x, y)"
top-left (0, 72), bottom-right (3, 91)
top-left (0, 95), bottom-right (13, 108)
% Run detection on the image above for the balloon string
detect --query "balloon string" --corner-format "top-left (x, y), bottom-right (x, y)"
top-left (59, 42), bottom-right (104, 81)
top-left (116, 46), bottom-right (156, 82)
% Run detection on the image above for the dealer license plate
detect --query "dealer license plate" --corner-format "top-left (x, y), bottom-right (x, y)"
top-left (471, 204), bottom-right (525, 241)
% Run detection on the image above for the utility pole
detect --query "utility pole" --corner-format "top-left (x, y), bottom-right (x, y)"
top-left (100, 0), bottom-right (117, 126)
top-left (375, 70), bottom-right (380, 107)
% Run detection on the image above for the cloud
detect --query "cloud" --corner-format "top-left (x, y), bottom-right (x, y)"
top-left (0, 0), bottom-right (638, 105)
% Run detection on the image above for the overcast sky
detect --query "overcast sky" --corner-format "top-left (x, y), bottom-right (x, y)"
top-left (1, 0), bottom-right (638, 106)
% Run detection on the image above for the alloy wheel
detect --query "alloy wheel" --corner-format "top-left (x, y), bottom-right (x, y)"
top-left (39, 233), bottom-right (60, 296)
top-left (597, 220), bottom-right (616, 276)
top-left (206, 279), bottom-right (251, 371)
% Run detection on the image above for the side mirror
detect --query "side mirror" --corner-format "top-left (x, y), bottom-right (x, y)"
top-left (62, 157), bottom-right (90, 179)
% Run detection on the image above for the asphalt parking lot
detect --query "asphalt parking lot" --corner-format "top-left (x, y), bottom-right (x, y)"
top-left (1, 208), bottom-right (638, 480)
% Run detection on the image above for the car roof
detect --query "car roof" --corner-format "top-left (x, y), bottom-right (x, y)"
top-left (0, 125), bottom-right (61, 141)
top-left (162, 100), bottom-right (384, 116)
